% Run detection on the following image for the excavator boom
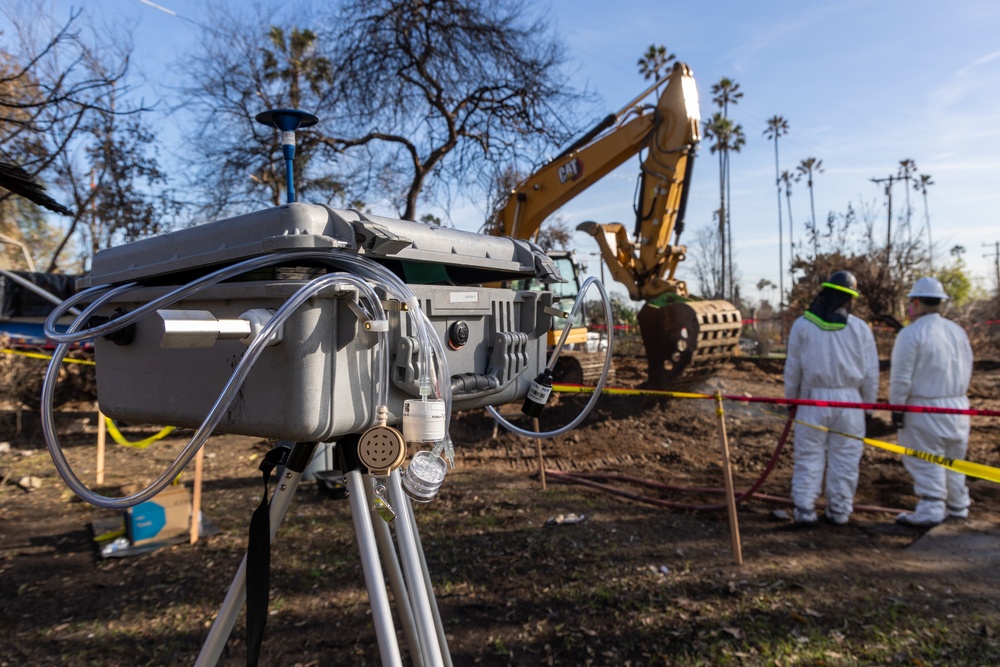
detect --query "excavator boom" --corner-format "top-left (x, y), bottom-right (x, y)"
top-left (489, 62), bottom-right (741, 388)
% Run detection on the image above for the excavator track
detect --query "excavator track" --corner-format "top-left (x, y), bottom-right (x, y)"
top-left (637, 300), bottom-right (742, 390)
top-left (552, 350), bottom-right (615, 387)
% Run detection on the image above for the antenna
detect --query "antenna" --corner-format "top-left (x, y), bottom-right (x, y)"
top-left (255, 109), bottom-right (319, 204)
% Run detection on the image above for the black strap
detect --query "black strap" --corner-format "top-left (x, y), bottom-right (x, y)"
top-left (245, 446), bottom-right (290, 667)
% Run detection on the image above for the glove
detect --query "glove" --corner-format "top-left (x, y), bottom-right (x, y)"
top-left (891, 411), bottom-right (905, 430)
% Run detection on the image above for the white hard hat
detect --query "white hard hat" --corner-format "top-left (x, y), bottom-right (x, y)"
top-left (907, 276), bottom-right (949, 300)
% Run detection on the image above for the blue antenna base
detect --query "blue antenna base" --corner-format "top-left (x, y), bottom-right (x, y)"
top-left (255, 109), bottom-right (318, 132)
top-left (255, 109), bottom-right (318, 204)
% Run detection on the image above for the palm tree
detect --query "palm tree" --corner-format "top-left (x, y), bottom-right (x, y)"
top-left (704, 112), bottom-right (745, 300)
top-left (795, 157), bottom-right (823, 255)
top-left (256, 26), bottom-right (333, 204)
top-left (725, 123), bottom-right (746, 302)
top-left (710, 77), bottom-right (744, 302)
top-left (764, 115), bottom-right (789, 340)
top-left (704, 112), bottom-right (730, 299)
top-left (897, 158), bottom-right (918, 242)
top-left (756, 278), bottom-right (777, 324)
top-left (711, 77), bottom-right (743, 117)
top-left (261, 26), bottom-right (333, 109)
top-left (637, 44), bottom-right (676, 81)
top-left (779, 169), bottom-right (795, 289)
top-left (915, 173), bottom-right (934, 269)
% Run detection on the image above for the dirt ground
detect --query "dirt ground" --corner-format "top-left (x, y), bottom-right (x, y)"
top-left (2, 355), bottom-right (1000, 666)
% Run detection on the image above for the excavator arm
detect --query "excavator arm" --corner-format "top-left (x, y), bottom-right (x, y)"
top-left (493, 62), bottom-right (701, 301)
top-left (489, 62), bottom-right (741, 388)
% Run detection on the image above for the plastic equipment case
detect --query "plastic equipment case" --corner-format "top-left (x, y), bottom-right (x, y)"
top-left (80, 204), bottom-right (559, 442)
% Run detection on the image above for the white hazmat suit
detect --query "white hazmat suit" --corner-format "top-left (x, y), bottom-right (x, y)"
top-left (889, 313), bottom-right (973, 525)
top-left (785, 314), bottom-right (879, 524)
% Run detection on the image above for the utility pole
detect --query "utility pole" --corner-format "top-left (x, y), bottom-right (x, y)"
top-left (898, 159), bottom-right (918, 244)
top-left (871, 175), bottom-right (897, 251)
top-left (983, 241), bottom-right (1000, 297)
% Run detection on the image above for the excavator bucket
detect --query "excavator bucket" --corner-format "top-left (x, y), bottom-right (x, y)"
top-left (637, 300), bottom-right (742, 389)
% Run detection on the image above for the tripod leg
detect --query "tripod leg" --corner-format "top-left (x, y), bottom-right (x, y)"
top-left (346, 469), bottom-right (404, 667)
top-left (387, 471), bottom-right (445, 667)
top-left (195, 441), bottom-right (317, 667)
top-left (409, 504), bottom-right (453, 667)
top-left (364, 477), bottom-right (425, 667)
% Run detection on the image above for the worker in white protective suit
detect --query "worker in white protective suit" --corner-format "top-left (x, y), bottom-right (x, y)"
top-left (890, 276), bottom-right (973, 527)
top-left (785, 270), bottom-right (880, 525)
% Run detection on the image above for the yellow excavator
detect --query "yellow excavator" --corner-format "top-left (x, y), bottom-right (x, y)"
top-left (486, 62), bottom-right (742, 388)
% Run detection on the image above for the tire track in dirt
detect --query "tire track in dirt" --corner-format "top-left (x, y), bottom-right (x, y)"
top-left (456, 442), bottom-right (666, 473)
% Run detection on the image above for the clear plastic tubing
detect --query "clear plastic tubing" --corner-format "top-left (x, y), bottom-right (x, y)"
top-left (41, 249), bottom-right (436, 424)
top-left (327, 254), bottom-right (447, 397)
top-left (42, 271), bottom-right (386, 509)
top-left (45, 250), bottom-right (381, 344)
top-left (486, 276), bottom-right (614, 439)
top-left (325, 254), bottom-right (453, 437)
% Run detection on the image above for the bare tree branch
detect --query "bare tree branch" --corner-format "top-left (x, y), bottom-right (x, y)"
top-left (176, 0), bottom-right (585, 223)
top-left (0, 2), bottom-right (168, 270)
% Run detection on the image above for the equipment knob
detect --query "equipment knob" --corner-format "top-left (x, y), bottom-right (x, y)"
top-left (448, 321), bottom-right (470, 349)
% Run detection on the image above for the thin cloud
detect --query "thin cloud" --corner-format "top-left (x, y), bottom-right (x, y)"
top-left (931, 49), bottom-right (1000, 111)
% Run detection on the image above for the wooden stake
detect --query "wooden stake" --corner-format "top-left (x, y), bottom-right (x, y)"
top-left (715, 391), bottom-right (743, 566)
top-left (533, 417), bottom-right (546, 490)
top-left (96, 411), bottom-right (106, 486)
top-left (190, 444), bottom-right (205, 545)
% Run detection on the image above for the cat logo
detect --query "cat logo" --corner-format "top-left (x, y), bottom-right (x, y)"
top-left (557, 158), bottom-right (583, 184)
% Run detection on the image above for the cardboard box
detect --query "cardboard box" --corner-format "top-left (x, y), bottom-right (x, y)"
top-left (126, 484), bottom-right (191, 546)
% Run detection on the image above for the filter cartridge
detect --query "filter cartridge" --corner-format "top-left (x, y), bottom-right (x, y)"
top-left (402, 399), bottom-right (446, 443)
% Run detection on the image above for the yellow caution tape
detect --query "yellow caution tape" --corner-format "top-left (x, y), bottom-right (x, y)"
top-left (104, 417), bottom-right (176, 449)
top-left (10, 353), bottom-right (994, 482)
top-left (92, 526), bottom-right (126, 543)
top-left (556, 382), bottom-right (1000, 485)
top-left (861, 435), bottom-right (1000, 484)
top-left (554, 383), bottom-right (712, 400)
top-left (2, 348), bottom-right (96, 365)
top-left (797, 418), bottom-right (1000, 485)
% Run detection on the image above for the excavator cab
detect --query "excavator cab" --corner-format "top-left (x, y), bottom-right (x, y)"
top-left (508, 250), bottom-right (611, 385)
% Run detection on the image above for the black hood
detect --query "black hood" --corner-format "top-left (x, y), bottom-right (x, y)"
top-left (804, 287), bottom-right (853, 330)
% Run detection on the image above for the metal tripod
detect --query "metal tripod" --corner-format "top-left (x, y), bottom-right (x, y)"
top-left (194, 439), bottom-right (452, 667)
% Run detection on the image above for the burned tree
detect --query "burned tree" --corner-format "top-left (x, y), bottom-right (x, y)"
top-left (323, 0), bottom-right (584, 221)
top-left (1, 3), bottom-right (171, 270)
top-left (179, 0), bottom-right (585, 223)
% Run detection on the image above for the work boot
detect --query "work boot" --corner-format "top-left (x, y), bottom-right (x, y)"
top-left (895, 500), bottom-right (945, 527)
top-left (793, 507), bottom-right (818, 525)
top-left (823, 511), bottom-right (849, 526)
top-left (947, 504), bottom-right (970, 520)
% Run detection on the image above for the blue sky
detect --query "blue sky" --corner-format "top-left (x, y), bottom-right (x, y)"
top-left (552, 0), bottom-right (1000, 300)
top-left (36, 0), bottom-right (1000, 302)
